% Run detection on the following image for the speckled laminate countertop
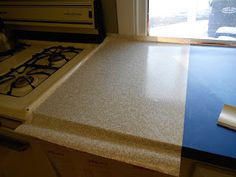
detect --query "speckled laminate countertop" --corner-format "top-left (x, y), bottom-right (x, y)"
top-left (16, 36), bottom-right (190, 176)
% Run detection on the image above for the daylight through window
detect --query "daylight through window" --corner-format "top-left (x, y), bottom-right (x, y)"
top-left (148, 0), bottom-right (236, 41)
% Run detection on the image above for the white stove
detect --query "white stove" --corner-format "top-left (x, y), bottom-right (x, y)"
top-left (0, 40), bottom-right (97, 122)
top-left (1, 43), bottom-right (84, 98)
top-left (0, 0), bottom-right (104, 124)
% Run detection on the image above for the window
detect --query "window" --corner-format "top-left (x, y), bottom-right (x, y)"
top-left (148, 0), bottom-right (236, 41)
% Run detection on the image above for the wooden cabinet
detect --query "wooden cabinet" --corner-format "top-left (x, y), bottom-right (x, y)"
top-left (180, 157), bottom-right (236, 177)
top-left (41, 141), bottom-right (173, 177)
top-left (0, 130), bottom-right (57, 177)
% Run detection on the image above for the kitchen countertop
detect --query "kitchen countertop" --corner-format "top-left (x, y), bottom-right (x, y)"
top-left (16, 36), bottom-right (190, 176)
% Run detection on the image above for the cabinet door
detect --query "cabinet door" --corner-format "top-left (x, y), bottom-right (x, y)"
top-left (0, 131), bottom-right (57, 177)
top-left (41, 141), bottom-right (172, 177)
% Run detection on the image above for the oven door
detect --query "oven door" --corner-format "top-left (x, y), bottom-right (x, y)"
top-left (0, 128), bottom-right (57, 177)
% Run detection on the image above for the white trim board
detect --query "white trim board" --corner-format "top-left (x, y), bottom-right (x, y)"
top-left (116, 0), bottom-right (147, 36)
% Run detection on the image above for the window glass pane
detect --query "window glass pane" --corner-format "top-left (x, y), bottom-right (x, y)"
top-left (148, 0), bottom-right (236, 41)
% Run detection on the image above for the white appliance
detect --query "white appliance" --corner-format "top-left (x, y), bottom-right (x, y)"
top-left (0, 1), bottom-right (105, 176)
top-left (0, 0), bottom-right (105, 124)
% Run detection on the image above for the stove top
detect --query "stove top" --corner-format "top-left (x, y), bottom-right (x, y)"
top-left (0, 0), bottom-right (103, 122)
top-left (0, 45), bottom-right (83, 97)
top-left (0, 39), bottom-right (97, 121)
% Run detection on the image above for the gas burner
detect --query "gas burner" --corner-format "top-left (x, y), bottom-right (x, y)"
top-left (13, 76), bottom-right (34, 88)
top-left (49, 53), bottom-right (65, 62)
top-left (33, 46), bottom-right (82, 68)
top-left (0, 45), bottom-right (83, 97)
top-left (48, 53), bottom-right (67, 67)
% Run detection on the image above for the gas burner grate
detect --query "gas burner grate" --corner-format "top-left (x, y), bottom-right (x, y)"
top-left (0, 45), bottom-right (83, 97)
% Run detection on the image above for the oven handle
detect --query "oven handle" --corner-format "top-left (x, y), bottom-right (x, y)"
top-left (0, 132), bottom-right (30, 151)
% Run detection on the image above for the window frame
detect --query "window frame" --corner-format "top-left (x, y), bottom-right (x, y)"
top-left (116, 0), bottom-right (147, 36)
top-left (116, 0), bottom-right (236, 47)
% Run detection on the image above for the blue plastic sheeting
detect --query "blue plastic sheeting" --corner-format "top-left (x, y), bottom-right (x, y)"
top-left (183, 45), bottom-right (236, 161)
